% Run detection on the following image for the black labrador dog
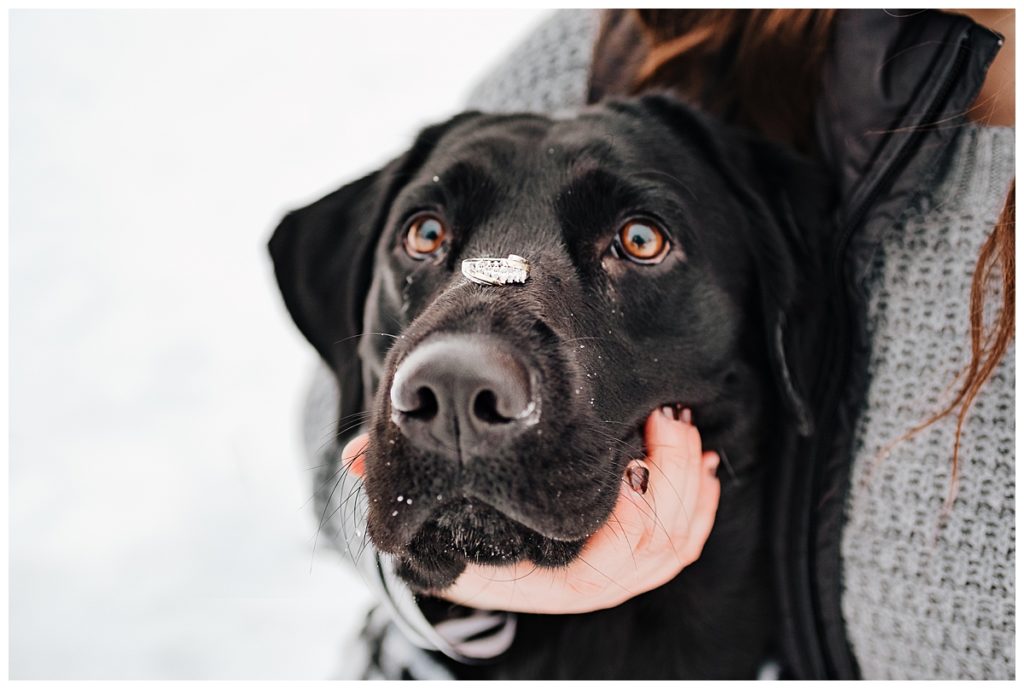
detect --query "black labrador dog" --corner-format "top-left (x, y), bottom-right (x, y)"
top-left (270, 94), bottom-right (830, 679)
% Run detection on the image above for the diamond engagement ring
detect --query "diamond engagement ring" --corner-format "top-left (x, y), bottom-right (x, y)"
top-left (461, 254), bottom-right (530, 286)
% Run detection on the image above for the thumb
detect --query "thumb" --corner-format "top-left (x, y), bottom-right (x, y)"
top-left (341, 432), bottom-right (370, 477)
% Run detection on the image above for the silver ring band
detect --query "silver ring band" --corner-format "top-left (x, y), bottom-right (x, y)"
top-left (461, 254), bottom-right (530, 286)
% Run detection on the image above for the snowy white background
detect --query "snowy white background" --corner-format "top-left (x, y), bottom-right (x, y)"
top-left (10, 9), bottom-right (548, 679)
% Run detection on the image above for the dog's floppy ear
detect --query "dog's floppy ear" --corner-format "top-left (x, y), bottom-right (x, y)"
top-left (268, 113), bottom-right (480, 421)
top-left (636, 94), bottom-right (833, 436)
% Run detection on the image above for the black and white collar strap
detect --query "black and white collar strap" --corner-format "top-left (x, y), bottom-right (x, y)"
top-left (375, 551), bottom-right (517, 664)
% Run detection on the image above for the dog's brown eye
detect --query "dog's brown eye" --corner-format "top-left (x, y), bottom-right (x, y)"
top-left (617, 220), bottom-right (668, 263)
top-left (404, 214), bottom-right (448, 259)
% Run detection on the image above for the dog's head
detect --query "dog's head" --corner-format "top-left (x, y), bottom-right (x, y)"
top-left (270, 95), bottom-right (825, 590)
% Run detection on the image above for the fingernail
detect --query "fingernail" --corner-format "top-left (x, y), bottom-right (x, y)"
top-left (625, 460), bottom-right (650, 494)
top-left (680, 407), bottom-right (693, 424)
top-left (660, 405), bottom-right (677, 421)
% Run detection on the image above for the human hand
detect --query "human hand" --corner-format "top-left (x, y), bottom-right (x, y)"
top-left (341, 406), bottom-right (720, 615)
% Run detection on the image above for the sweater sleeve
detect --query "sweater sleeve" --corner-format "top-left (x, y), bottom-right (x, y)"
top-left (464, 9), bottom-right (599, 116)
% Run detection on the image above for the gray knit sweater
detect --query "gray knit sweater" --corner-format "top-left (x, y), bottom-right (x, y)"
top-left (840, 124), bottom-right (1015, 679)
top-left (305, 9), bottom-right (1015, 679)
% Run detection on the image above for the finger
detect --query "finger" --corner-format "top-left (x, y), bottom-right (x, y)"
top-left (341, 432), bottom-right (369, 477)
top-left (441, 561), bottom-right (525, 608)
top-left (642, 407), bottom-right (705, 536)
top-left (681, 452), bottom-right (722, 560)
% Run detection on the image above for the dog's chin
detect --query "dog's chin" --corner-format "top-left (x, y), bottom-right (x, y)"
top-left (390, 498), bottom-right (589, 591)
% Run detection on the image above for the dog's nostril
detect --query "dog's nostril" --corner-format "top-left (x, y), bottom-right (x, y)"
top-left (472, 389), bottom-right (511, 425)
top-left (408, 386), bottom-right (439, 421)
top-left (388, 335), bottom-right (535, 459)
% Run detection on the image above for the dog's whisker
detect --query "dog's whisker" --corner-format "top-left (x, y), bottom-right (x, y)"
top-left (483, 561), bottom-right (541, 584)
top-left (333, 476), bottom-right (368, 520)
top-left (339, 445), bottom-right (370, 467)
top-left (334, 418), bottom-right (373, 439)
top-left (323, 410), bottom-right (374, 432)
top-left (309, 468), bottom-right (351, 573)
top-left (351, 505), bottom-right (374, 567)
top-left (641, 457), bottom-right (689, 516)
top-left (606, 513), bottom-right (639, 572)
top-left (331, 331), bottom-right (401, 347)
top-left (325, 420), bottom-right (373, 450)
top-left (317, 409), bottom-right (373, 434)
top-left (561, 335), bottom-right (614, 344)
top-left (597, 419), bottom-right (635, 427)
top-left (587, 428), bottom-right (644, 455)
top-left (619, 475), bottom-right (681, 549)
top-left (717, 448), bottom-right (740, 484)
top-left (574, 555), bottom-right (630, 595)
top-left (302, 463), bottom-right (345, 507)
top-left (312, 415), bottom-right (374, 456)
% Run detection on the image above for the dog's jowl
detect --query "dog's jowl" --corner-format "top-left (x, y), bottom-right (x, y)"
top-left (270, 95), bottom-right (830, 679)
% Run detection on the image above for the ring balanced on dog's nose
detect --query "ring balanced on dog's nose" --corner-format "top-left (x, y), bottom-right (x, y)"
top-left (461, 254), bottom-right (530, 286)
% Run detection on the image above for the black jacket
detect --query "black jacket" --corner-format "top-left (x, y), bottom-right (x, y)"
top-left (773, 9), bottom-right (1002, 679)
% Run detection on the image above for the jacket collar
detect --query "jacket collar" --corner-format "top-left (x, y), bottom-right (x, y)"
top-left (818, 9), bottom-right (1003, 236)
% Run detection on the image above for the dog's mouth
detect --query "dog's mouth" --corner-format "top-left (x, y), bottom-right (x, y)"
top-left (386, 496), bottom-right (596, 591)
top-left (363, 399), bottom-right (648, 590)
top-left (407, 497), bottom-right (589, 565)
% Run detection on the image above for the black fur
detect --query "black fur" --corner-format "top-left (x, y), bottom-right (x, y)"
top-left (270, 94), bottom-right (830, 679)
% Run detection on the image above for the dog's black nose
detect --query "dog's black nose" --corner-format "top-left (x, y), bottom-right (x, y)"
top-left (390, 335), bottom-right (536, 459)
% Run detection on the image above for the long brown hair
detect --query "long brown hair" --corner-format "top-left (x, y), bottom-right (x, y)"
top-left (900, 180), bottom-right (1015, 504)
top-left (590, 9), bottom-right (837, 154)
top-left (596, 9), bottom-right (1015, 497)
